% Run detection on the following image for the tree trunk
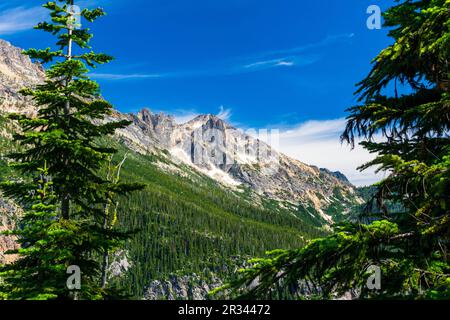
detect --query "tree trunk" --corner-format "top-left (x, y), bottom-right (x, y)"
top-left (61, 0), bottom-right (74, 220)
top-left (101, 203), bottom-right (110, 289)
top-left (61, 196), bottom-right (70, 220)
top-left (101, 250), bottom-right (109, 289)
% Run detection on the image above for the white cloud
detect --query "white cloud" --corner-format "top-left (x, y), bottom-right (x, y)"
top-left (245, 58), bottom-right (295, 69)
top-left (0, 6), bottom-right (46, 35)
top-left (135, 105), bottom-right (382, 186)
top-left (239, 33), bottom-right (354, 73)
top-left (87, 33), bottom-right (353, 80)
top-left (275, 118), bottom-right (387, 187)
top-left (217, 106), bottom-right (232, 121)
top-left (171, 106), bottom-right (232, 124)
top-left (172, 110), bottom-right (199, 124)
top-left (243, 56), bottom-right (317, 71)
top-left (257, 33), bottom-right (355, 58)
top-left (276, 61), bottom-right (295, 67)
top-left (0, 2), bottom-right (118, 35)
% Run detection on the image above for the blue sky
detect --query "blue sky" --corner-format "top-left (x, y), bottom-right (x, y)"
top-left (0, 0), bottom-right (396, 185)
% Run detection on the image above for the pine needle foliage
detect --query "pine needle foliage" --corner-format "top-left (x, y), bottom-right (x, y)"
top-left (0, 0), bottom-right (143, 300)
top-left (215, 0), bottom-right (450, 300)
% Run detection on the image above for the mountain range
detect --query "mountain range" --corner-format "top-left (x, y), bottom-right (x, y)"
top-left (0, 39), bottom-right (362, 298)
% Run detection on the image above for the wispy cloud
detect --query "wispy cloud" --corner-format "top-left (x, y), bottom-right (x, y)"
top-left (255, 33), bottom-right (355, 59)
top-left (244, 58), bottom-right (293, 69)
top-left (243, 55), bottom-right (319, 71)
top-left (217, 106), bottom-right (232, 121)
top-left (272, 118), bottom-right (385, 187)
top-left (148, 106), bottom-right (378, 185)
top-left (92, 55), bottom-right (318, 80)
top-left (92, 33), bottom-right (354, 80)
top-left (172, 109), bottom-right (200, 124)
top-left (168, 106), bottom-right (233, 124)
top-left (90, 73), bottom-right (162, 80)
top-left (240, 33), bottom-right (354, 72)
top-left (0, 6), bottom-right (46, 35)
top-left (276, 61), bottom-right (295, 67)
top-left (0, 1), bottom-right (119, 35)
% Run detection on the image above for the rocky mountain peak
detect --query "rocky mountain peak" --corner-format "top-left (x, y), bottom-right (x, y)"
top-left (185, 114), bottom-right (233, 131)
top-left (0, 38), bottom-right (45, 115)
top-left (191, 114), bottom-right (222, 122)
top-left (137, 108), bottom-right (175, 129)
top-left (0, 39), bottom-right (361, 225)
top-left (0, 39), bottom-right (45, 82)
top-left (320, 168), bottom-right (351, 184)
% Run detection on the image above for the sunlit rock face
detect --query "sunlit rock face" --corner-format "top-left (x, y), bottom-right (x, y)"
top-left (0, 39), bottom-right (362, 228)
top-left (115, 109), bottom-right (362, 224)
top-left (0, 196), bottom-right (20, 265)
top-left (0, 39), bottom-right (45, 116)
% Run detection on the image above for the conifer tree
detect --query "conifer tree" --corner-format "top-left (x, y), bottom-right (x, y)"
top-left (100, 153), bottom-right (129, 289)
top-left (0, 163), bottom-right (107, 299)
top-left (216, 0), bottom-right (450, 299)
top-left (0, 0), bottom-right (143, 299)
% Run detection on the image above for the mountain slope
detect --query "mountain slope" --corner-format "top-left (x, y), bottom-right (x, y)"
top-left (0, 39), bottom-right (361, 298)
top-left (0, 39), bottom-right (45, 116)
top-left (109, 109), bottom-right (362, 226)
top-left (0, 38), bottom-right (361, 225)
top-left (107, 138), bottom-right (328, 297)
top-left (0, 112), bottom-right (326, 298)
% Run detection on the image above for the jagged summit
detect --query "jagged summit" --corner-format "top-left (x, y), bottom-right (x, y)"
top-left (190, 114), bottom-right (222, 122)
top-left (137, 108), bottom-right (175, 128)
top-left (0, 39), bottom-right (45, 80)
top-left (187, 114), bottom-right (227, 129)
top-left (0, 40), bottom-right (361, 225)
top-left (0, 38), bottom-right (45, 115)
top-left (0, 39), bottom-right (14, 49)
top-left (134, 110), bottom-right (233, 131)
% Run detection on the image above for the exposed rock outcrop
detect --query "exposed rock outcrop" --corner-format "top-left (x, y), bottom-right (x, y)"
top-left (144, 274), bottom-right (222, 300)
top-left (0, 195), bottom-right (20, 265)
top-left (0, 39), bottom-right (45, 116)
top-left (0, 38), bottom-right (361, 227)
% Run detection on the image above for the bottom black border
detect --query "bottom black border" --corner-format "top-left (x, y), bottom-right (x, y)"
top-left (0, 300), bottom-right (447, 318)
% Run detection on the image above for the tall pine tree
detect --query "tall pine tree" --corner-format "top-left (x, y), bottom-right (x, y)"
top-left (0, 0), bottom-right (143, 300)
top-left (215, 0), bottom-right (450, 299)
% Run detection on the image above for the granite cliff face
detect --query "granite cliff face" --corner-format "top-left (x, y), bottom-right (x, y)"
top-left (117, 110), bottom-right (361, 224)
top-left (144, 274), bottom-right (222, 300)
top-left (0, 39), bottom-right (45, 116)
top-left (0, 38), bottom-right (363, 298)
top-left (0, 39), bottom-right (361, 230)
top-left (0, 197), bottom-right (20, 265)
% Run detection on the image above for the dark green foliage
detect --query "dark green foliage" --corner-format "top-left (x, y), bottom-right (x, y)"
top-left (349, 186), bottom-right (405, 224)
top-left (99, 141), bottom-right (327, 297)
top-left (217, 0), bottom-right (450, 300)
top-left (0, 163), bottom-right (122, 300)
top-left (0, 0), bottom-right (142, 299)
top-left (1, 113), bottom-right (328, 299)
